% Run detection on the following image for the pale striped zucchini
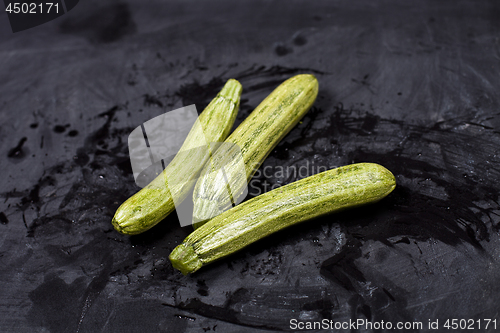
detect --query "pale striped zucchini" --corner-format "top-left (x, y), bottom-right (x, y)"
top-left (192, 74), bottom-right (319, 226)
top-left (170, 163), bottom-right (396, 275)
top-left (112, 79), bottom-right (242, 235)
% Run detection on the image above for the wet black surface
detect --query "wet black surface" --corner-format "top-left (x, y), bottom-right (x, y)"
top-left (1, 0), bottom-right (500, 332)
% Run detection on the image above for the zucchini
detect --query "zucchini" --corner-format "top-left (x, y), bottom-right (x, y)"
top-left (112, 79), bottom-right (242, 235)
top-left (170, 162), bottom-right (396, 275)
top-left (192, 74), bottom-right (319, 226)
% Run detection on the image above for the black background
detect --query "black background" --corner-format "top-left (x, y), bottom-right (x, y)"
top-left (1, 0), bottom-right (500, 332)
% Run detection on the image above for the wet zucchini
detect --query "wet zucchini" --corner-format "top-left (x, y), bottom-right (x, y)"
top-left (112, 79), bottom-right (242, 235)
top-left (170, 163), bottom-right (396, 275)
top-left (192, 74), bottom-right (319, 226)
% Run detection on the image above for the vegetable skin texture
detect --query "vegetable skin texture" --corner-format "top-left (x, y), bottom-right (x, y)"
top-left (192, 74), bottom-right (319, 226)
top-left (112, 79), bottom-right (242, 235)
top-left (170, 162), bottom-right (396, 275)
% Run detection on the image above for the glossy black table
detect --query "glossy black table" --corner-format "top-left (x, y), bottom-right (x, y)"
top-left (1, 1), bottom-right (499, 332)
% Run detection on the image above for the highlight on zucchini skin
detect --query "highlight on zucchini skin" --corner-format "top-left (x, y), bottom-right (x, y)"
top-left (112, 79), bottom-right (242, 235)
top-left (192, 74), bottom-right (319, 227)
top-left (169, 162), bottom-right (397, 275)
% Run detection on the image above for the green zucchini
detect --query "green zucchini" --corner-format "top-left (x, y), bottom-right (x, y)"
top-left (192, 74), bottom-right (319, 226)
top-left (112, 79), bottom-right (242, 235)
top-left (170, 162), bottom-right (396, 275)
